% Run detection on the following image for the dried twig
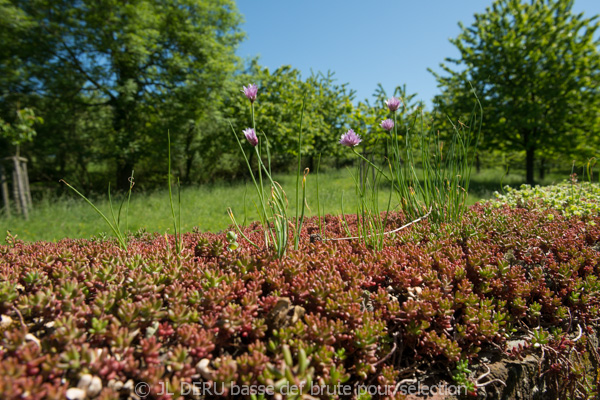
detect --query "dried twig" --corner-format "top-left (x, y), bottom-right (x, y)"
top-left (372, 342), bottom-right (397, 367)
top-left (572, 324), bottom-right (583, 343)
top-left (475, 364), bottom-right (506, 388)
top-left (397, 378), bottom-right (418, 385)
top-left (323, 208), bottom-right (432, 242)
top-left (11, 305), bottom-right (25, 329)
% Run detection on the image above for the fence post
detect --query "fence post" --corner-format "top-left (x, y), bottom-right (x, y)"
top-left (11, 156), bottom-right (29, 220)
top-left (20, 158), bottom-right (32, 210)
top-left (11, 167), bottom-right (22, 216)
top-left (0, 164), bottom-right (9, 217)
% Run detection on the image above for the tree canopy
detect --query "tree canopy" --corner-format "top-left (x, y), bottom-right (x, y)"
top-left (431, 0), bottom-right (600, 183)
top-left (0, 0), bottom-right (424, 193)
top-left (196, 64), bottom-right (357, 181)
top-left (0, 0), bottom-right (244, 188)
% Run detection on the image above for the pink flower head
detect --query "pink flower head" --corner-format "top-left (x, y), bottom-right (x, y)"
top-left (242, 84), bottom-right (258, 102)
top-left (380, 119), bottom-right (394, 131)
top-left (243, 128), bottom-right (258, 147)
top-left (385, 97), bottom-right (401, 112)
top-left (339, 129), bottom-right (362, 147)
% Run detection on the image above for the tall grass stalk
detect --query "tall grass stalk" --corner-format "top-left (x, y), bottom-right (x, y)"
top-left (339, 190), bottom-right (352, 238)
top-left (62, 131), bottom-right (185, 254)
top-left (348, 156), bottom-right (393, 250)
top-left (227, 208), bottom-right (258, 248)
top-left (389, 94), bottom-right (482, 223)
top-left (340, 92), bottom-right (482, 246)
top-left (120, 171), bottom-right (134, 232)
top-left (294, 100), bottom-right (306, 250)
top-left (316, 153), bottom-right (323, 236)
top-left (167, 131), bottom-right (182, 254)
top-left (60, 172), bottom-right (134, 250)
top-left (295, 168), bottom-right (309, 248)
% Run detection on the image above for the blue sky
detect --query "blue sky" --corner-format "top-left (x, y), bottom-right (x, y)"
top-left (235, 0), bottom-right (600, 107)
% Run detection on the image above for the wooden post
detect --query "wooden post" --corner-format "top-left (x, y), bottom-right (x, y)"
top-left (20, 158), bottom-right (32, 210)
top-left (12, 156), bottom-right (29, 220)
top-left (12, 168), bottom-right (22, 216)
top-left (0, 164), bottom-right (9, 217)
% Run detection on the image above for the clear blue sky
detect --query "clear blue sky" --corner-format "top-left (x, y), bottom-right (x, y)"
top-left (235, 0), bottom-right (600, 107)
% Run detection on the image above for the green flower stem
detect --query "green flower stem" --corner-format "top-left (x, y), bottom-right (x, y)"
top-left (125, 170), bottom-right (134, 232)
top-left (351, 148), bottom-right (391, 182)
top-left (167, 131), bottom-right (181, 253)
top-left (252, 102), bottom-right (266, 222)
top-left (294, 99), bottom-right (306, 250)
top-left (316, 153), bottom-right (323, 236)
top-left (230, 122), bottom-right (271, 247)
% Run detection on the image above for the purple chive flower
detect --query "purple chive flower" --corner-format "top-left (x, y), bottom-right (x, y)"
top-left (380, 119), bottom-right (394, 131)
top-left (242, 84), bottom-right (258, 102)
top-left (385, 96), bottom-right (401, 112)
top-left (339, 129), bottom-right (362, 147)
top-left (243, 128), bottom-right (258, 147)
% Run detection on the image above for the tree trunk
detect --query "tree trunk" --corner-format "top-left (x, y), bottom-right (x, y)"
top-left (539, 158), bottom-right (546, 181)
top-left (113, 92), bottom-right (134, 190)
top-left (526, 146), bottom-right (535, 185)
top-left (183, 124), bottom-right (197, 184)
top-left (523, 129), bottom-right (536, 185)
top-left (113, 97), bottom-right (137, 190)
top-left (113, 58), bottom-right (140, 191)
top-left (184, 154), bottom-right (194, 184)
top-left (12, 168), bottom-right (22, 217)
top-left (307, 155), bottom-right (315, 172)
top-left (116, 161), bottom-right (135, 191)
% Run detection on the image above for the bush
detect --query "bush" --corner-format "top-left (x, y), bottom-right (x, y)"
top-left (492, 179), bottom-right (600, 219)
top-left (1, 201), bottom-right (600, 399)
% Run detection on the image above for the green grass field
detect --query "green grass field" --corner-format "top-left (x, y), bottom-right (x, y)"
top-left (0, 167), bottom-right (572, 243)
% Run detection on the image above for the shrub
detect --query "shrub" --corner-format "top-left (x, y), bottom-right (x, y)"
top-left (492, 178), bottom-right (600, 219)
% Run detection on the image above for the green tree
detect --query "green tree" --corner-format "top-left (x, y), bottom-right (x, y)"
top-left (431, 0), bottom-right (600, 183)
top-left (197, 64), bottom-right (356, 181)
top-left (0, 108), bottom-right (42, 157)
top-left (0, 0), bottom-right (244, 189)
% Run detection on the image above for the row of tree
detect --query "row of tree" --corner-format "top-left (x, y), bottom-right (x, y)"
top-left (1, 0), bottom-right (599, 196)
top-left (432, 0), bottom-right (600, 183)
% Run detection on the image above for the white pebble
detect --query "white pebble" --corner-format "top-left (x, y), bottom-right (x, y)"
top-left (66, 387), bottom-right (87, 400)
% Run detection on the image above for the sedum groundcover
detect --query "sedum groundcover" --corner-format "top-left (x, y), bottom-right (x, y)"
top-left (1, 200), bottom-right (600, 399)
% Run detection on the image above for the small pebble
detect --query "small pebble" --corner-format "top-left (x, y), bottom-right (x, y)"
top-left (87, 376), bottom-right (102, 397)
top-left (108, 379), bottom-right (123, 391)
top-left (123, 380), bottom-right (134, 392)
top-left (77, 374), bottom-right (93, 390)
top-left (0, 315), bottom-right (13, 329)
top-left (507, 339), bottom-right (528, 352)
top-left (66, 387), bottom-right (87, 400)
top-left (196, 358), bottom-right (214, 380)
top-left (24, 333), bottom-right (41, 348)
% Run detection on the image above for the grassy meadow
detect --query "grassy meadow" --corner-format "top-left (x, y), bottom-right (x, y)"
top-left (0, 166), bottom-right (573, 243)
